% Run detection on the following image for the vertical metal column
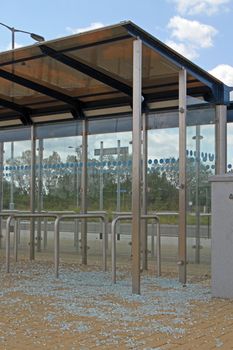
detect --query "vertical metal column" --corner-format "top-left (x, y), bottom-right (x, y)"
top-left (99, 141), bottom-right (104, 210)
top-left (37, 138), bottom-right (43, 252)
top-left (132, 39), bottom-right (142, 294)
top-left (142, 113), bottom-right (148, 270)
top-left (178, 68), bottom-right (187, 284)
top-left (10, 142), bottom-right (14, 210)
top-left (194, 126), bottom-right (201, 264)
top-left (30, 125), bottom-right (36, 260)
top-left (81, 119), bottom-right (88, 265)
top-left (215, 105), bottom-right (227, 175)
top-left (0, 142), bottom-right (3, 248)
top-left (117, 140), bottom-right (121, 212)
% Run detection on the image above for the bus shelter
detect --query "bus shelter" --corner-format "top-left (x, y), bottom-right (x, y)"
top-left (0, 21), bottom-right (231, 294)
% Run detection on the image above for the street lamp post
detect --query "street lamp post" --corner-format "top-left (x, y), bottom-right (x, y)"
top-left (0, 22), bottom-right (44, 210)
top-left (0, 22), bottom-right (45, 50)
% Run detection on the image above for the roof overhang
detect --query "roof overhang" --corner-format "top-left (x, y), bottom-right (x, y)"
top-left (0, 21), bottom-right (230, 126)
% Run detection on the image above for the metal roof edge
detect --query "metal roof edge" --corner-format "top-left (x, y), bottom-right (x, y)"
top-left (123, 21), bottom-right (230, 105)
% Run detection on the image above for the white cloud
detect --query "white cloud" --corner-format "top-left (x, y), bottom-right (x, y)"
top-left (209, 64), bottom-right (233, 100)
top-left (168, 16), bottom-right (217, 48)
top-left (165, 40), bottom-right (199, 60)
top-left (172, 0), bottom-right (230, 16)
top-left (66, 22), bottom-right (105, 35)
top-left (0, 42), bottom-right (22, 52)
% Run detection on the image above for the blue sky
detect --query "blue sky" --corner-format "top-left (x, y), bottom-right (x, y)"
top-left (0, 0), bottom-right (232, 89)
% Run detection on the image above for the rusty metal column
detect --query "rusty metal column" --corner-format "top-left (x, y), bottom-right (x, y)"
top-left (81, 119), bottom-right (88, 265)
top-left (142, 112), bottom-right (148, 270)
top-left (0, 142), bottom-right (3, 248)
top-left (132, 38), bottom-right (142, 294)
top-left (215, 105), bottom-right (227, 175)
top-left (30, 125), bottom-right (36, 260)
top-left (178, 68), bottom-right (187, 284)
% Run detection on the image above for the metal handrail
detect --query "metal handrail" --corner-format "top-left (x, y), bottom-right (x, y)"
top-left (6, 213), bottom-right (59, 273)
top-left (111, 214), bottom-right (160, 283)
top-left (54, 213), bottom-right (108, 278)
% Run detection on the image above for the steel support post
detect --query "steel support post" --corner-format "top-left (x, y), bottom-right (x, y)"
top-left (37, 138), bottom-right (43, 252)
top-left (215, 105), bottom-right (227, 175)
top-left (194, 126), bottom-right (201, 264)
top-left (9, 142), bottom-right (14, 210)
top-left (141, 113), bottom-right (148, 270)
top-left (117, 140), bottom-right (121, 212)
top-left (30, 125), bottom-right (36, 260)
top-left (81, 119), bottom-right (88, 265)
top-left (178, 68), bottom-right (187, 284)
top-left (99, 141), bottom-right (104, 210)
top-left (132, 39), bottom-right (142, 294)
top-left (0, 142), bottom-right (3, 248)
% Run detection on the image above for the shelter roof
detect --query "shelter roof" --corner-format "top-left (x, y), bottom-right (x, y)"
top-left (0, 21), bottom-right (230, 126)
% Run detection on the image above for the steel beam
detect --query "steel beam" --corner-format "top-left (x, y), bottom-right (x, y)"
top-left (132, 39), bottom-right (142, 294)
top-left (0, 97), bottom-right (32, 125)
top-left (0, 69), bottom-right (84, 118)
top-left (141, 112), bottom-right (148, 270)
top-left (215, 105), bottom-right (227, 175)
top-left (40, 45), bottom-right (133, 97)
top-left (30, 125), bottom-right (36, 260)
top-left (81, 119), bottom-right (88, 264)
top-left (178, 68), bottom-right (187, 285)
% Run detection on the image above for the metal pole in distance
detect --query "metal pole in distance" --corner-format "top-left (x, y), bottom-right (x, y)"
top-left (30, 125), bottom-right (36, 260)
top-left (37, 138), bottom-right (43, 252)
top-left (0, 142), bottom-right (4, 248)
top-left (215, 105), bottom-right (227, 175)
top-left (132, 38), bottom-right (142, 294)
top-left (81, 119), bottom-right (88, 265)
top-left (141, 113), bottom-right (148, 270)
top-left (178, 68), bottom-right (187, 285)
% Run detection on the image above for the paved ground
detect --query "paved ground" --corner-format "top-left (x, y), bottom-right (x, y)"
top-left (0, 253), bottom-right (233, 350)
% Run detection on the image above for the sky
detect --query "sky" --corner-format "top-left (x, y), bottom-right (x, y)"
top-left (0, 0), bottom-right (232, 94)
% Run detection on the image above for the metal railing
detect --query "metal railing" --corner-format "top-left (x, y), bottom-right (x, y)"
top-left (5, 212), bottom-right (108, 278)
top-left (111, 214), bottom-right (160, 283)
top-left (6, 213), bottom-right (59, 273)
top-left (54, 213), bottom-right (108, 278)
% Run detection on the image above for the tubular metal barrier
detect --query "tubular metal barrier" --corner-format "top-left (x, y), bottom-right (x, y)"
top-left (111, 214), bottom-right (160, 283)
top-left (54, 213), bottom-right (108, 278)
top-left (6, 213), bottom-right (59, 273)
